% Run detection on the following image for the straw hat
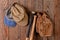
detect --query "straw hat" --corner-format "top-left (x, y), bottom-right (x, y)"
top-left (11, 3), bottom-right (28, 26)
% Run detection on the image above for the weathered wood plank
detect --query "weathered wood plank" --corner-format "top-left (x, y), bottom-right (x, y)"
top-left (43, 0), bottom-right (55, 21)
top-left (0, 9), bottom-right (4, 40)
top-left (0, 0), bottom-right (57, 40)
top-left (0, 0), bottom-right (9, 40)
top-left (43, 0), bottom-right (55, 40)
top-left (55, 0), bottom-right (60, 40)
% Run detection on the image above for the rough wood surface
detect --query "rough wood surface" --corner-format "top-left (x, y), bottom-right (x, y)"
top-left (43, 0), bottom-right (56, 40)
top-left (0, 0), bottom-right (58, 40)
top-left (55, 0), bottom-right (60, 40)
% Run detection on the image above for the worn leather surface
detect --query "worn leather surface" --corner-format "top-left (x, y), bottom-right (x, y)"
top-left (36, 12), bottom-right (53, 37)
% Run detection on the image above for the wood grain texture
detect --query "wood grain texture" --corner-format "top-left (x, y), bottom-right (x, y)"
top-left (55, 0), bottom-right (60, 40)
top-left (43, 0), bottom-right (56, 40)
top-left (0, 0), bottom-right (57, 40)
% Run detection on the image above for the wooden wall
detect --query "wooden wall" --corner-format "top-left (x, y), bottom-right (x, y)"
top-left (0, 0), bottom-right (59, 40)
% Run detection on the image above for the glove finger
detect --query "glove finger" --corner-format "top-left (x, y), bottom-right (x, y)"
top-left (11, 6), bottom-right (20, 16)
top-left (14, 4), bottom-right (25, 15)
top-left (11, 6), bottom-right (25, 21)
top-left (12, 14), bottom-right (20, 22)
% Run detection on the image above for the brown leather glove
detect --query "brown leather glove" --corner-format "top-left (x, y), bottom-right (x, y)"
top-left (36, 12), bottom-right (53, 37)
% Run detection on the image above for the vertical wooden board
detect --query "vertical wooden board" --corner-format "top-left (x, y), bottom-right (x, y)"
top-left (19, 0), bottom-right (27, 6)
top-left (0, 0), bottom-right (9, 40)
top-left (35, 0), bottom-right (43, 12)
top-left (19, 26), bottom-right (27, 40)
top-left (4, 26), bottom-right (9, 40)
top-left (0, 9), bottom-right (4, 40)
top-left (43, 0), bottom-right (55, 21)
top-left (55, 0), bottom-right (60, 40)
top-left (19, 0), bottom-right (43, 12)
top-left (9, 0), bottom-right (20, 7)
top-left (27, 0), bottom-right (32, 11)
top-left (8, 0), bottom-right (20, 40)
top-left (43, 0), bottom-right (55, 40)
top-left (0, 0), bottom-right (9, 10)
top-left (8, 26), bottom-right (19, 40)
top-left (27, 0), bottom-right (43, 12)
